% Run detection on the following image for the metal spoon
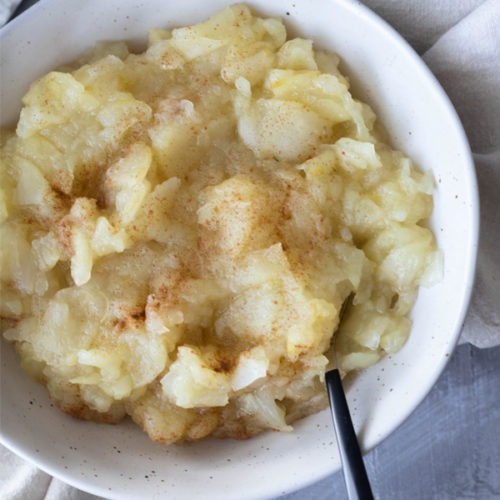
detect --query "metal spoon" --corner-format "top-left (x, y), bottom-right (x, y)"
top-left (325, 295), bottom-right (374, 500)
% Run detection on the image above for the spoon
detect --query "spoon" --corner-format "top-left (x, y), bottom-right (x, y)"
top-left (325, 295), bottom-right (374, 500)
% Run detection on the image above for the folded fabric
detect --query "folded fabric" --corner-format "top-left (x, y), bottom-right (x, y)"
top-left (0, 0), bottom-right (21, 25)
top-left (362, 0), bottom-right (500, 348)
top-left (421, 0), bottom-right (500, 347)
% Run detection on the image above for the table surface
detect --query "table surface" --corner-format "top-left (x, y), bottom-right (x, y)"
top-left (284, 342), bottom-right (500, 500)
top-left (4, 2), bottom-right (500, 499)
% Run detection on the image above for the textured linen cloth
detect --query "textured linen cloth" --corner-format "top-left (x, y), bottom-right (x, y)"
top-left (0, 0), bottom-right (499, 499)
top-left (0, 0), bottom-right (21, 25)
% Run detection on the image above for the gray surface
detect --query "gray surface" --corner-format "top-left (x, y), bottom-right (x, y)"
top-left (282, 343), bottom-right (500, 499)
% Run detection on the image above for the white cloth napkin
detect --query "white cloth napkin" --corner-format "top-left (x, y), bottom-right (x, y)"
top-left (0, 0), bottom-right (21, 25)
top-left (423, 0), bottom-right (500, 348)
top-left (367, 0), bottom-right (500, 348)
top-left (1, 1), bottom-right (499, 499)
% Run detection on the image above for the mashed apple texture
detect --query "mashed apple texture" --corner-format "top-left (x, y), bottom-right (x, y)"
top-left (0, 4), bottom-right (439, 443)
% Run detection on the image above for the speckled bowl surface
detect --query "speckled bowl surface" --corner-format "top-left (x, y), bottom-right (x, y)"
top-left (0, 0), bottom-right (478, 498)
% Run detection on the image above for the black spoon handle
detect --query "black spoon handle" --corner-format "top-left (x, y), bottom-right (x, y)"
top-left (325, 369), bottom-right (374, 500)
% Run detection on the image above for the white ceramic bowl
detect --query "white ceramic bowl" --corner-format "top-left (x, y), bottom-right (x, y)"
top-left (0, 0), bottom-right (478, 498)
